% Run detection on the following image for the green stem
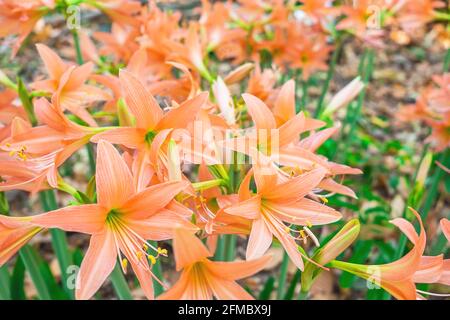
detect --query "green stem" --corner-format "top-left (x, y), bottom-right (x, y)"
top-left (0, 265), bottom-right (11, 299)
top-left (109, 265), bottom-right (133, 300)
top-left (297, 290), bottom-right (308, 300)
top-left (276, 252), bottom-right (289, 299)
top-left (71, 28), bottom-right (84, 65)
top-left (224, 235), bottom-right (237, 261)
top-left (19, 246), bottom-right (52, 300)
top-left (214, 236), bottom-right (226, 261)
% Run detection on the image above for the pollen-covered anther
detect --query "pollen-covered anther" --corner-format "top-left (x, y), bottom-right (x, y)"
top-left (148, 255), bottom-right (157, 265)
top-left (121, 258), bottom-right (128, 272)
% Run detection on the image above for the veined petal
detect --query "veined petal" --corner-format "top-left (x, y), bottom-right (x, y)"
top-left (224, 195), bottom-right (261, 220)
top-left (206, 255), bottom-right (271, 280)
top-left (119, 70), bottom-right (163, 130)
top-left (273, 80), bottom-right (295, 126)
top-left (278, 112), bottom-right (305, 146)
top-left (173, 228), bottom-right (212, 271)
top-left (208, 278), bottom-right (254, 300)
top-left (266, 198), bottom-right (342, 225)
top-left (32, 204), bottom-right (108, 234)
top-left (263, 168), bottom-right (326, 202)
top-left (120, 181), bottom-right (189, 220)
top-left (242, 93), bottom-right (276, 130)
top-left (91, 127), bottom-right (146, 149)
top-left (246, 218), bottom-right (272, 260)
top-left (75, 229), bottom-right (117, 300)
top-left (96, 140), bottom-right (135, 209)
top-left (155, 92), bottom-right (208, 130)
top-left (36, 43), bottom-right (67, 79)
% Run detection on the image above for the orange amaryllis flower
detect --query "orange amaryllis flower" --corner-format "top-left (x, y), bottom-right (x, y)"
top-left (397, 0), bottom-right (446, 32)
top-left (158, 228), bottom-right (271, 300)
top-left (92, 70), bottom-right (207, 187)
top-left (329, 208), bottom-right (427, 300)
top-left (31, 140), bottom-right (195, 300)
top-left (0, 98), bottom-right (95, 192)
top-left (31, 44), bottom-right (110, 127)
top-left (0, 0), bottom-right (55, 57)
top-left (0, 215), bottom-right (43, 266)
top-left (224, 159), bottom-right (341, 270)
top-left (93, 23), bottom-right (140, 64)
top-left (0, 89), bottom-right (27, 141)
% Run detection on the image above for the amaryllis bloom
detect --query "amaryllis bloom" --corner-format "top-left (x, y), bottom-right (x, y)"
top-left (92, 23), bottom-right (140, 64)
top-left (165, 23), bottom-right (213, 82)
top-left (200, 0), bottom-right (247, 64)
top-left (0, 215), bottom-right (43, 266)
top-left (329, 209), bottom-right (434, 300)
top-left (396, 0), bottom-right (446, 32)
top-left (0, 0), bottom-right (55, 57)
top-left (158, 228), bottom-right (271, 300)
top-left (225, 82), bottom-right (361, 197)
top-left (246, 65), bottom-right (278, 105)
top-left (0, 98), bottom-right (95, 192)
top-left (31, 44), bottom-right (110, 127)
top-left (224, 159), bottom-right (341, 270)
top-left (31, 140), bottom-right (196, 300)
top-left (92, 70), bottom-right (207, 188)
top-left (0, 89), bottom-right (26, 141)
top-left (398, 73), bottom-right (450, 151)
top-left (279, 24), bottom-right (333, 80)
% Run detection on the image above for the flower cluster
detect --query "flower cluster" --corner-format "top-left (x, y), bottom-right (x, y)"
top-left (0, 0), bottom-right (449, 300)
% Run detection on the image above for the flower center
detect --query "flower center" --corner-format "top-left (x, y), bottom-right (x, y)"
top-left (105, 209), bottom-right (167, 275)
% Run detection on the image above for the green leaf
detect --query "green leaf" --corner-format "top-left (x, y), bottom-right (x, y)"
top-left (0, 265), bottom-right (11, 299)
top-left (10, 258), bottom-right (26, 300)
top-left (259, 276), bottom-right (275, 300)
top-left (19, 246), bottom-right (52, 300)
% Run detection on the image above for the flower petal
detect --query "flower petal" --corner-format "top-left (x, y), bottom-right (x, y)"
top-left (96, 140), bottom-right (135, 209)
top-left (75, 229), bottom-right (117, 300)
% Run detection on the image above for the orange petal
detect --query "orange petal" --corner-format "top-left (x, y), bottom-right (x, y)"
top-left (32, 204), bottom-right (107, 234)
top-left (36, 43), bottom-right (67, 79)
top-left (173, 228), bottom-right (211, 271)
top-left (266, 198), bottom-right (342, 225)
top-left (242, 93), bottom-right (276, 129)
top-left (273, 80), bottom-right (296, 125)
top-left (156, 92), bottom-right (208, 130)
top-left (208, 278), bottom-right (254, 300)
top-left (246, 218), bottom-right (272, 260)
top-left (75, 230), bottom-right (117, 300)
top-left (96, 140), bottom-right (135, 209)
top-left (91, 127), bottom-right (146, 149)
top-left (119, 70), bottom-right (163, 130)
top-left (263, 168), bottom-right (326, 202)
top-left (224, 195), bottom-right (261, 220)
top-left (120, 181), bottom-right (189, 220)
top-left (278, 112), bottom-right (306, 146)
top-left (206, 255), bottom-right (272, 280)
